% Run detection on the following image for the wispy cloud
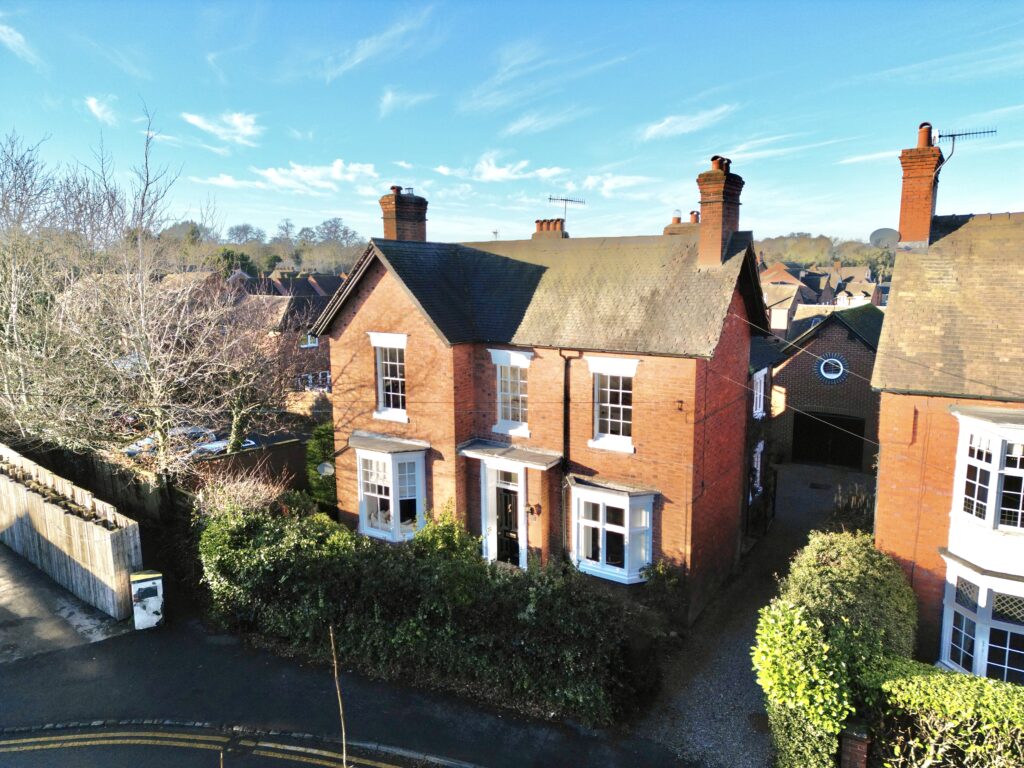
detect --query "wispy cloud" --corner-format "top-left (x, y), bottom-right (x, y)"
top-left (433, 152), bottom-right (567, 182)
top-left (719, 135), bottom-right (850, 163)
top-left (640, 105), bottom-right (735, 141)
top-left (181, 111), bottom-right (263, 147)
top-left (288, 127), bottom-right (314, 141)
top-left (394, 160), bottom-right (413, 169)
top-left (84, 95), bottom-right (118, 126)
top-left (859, 40), bottom-right (1024, 84)
top-left (80, 38), bottom-right (150, 79)
top-left (142, 130), bottom-right (231, 156)
top-left (463, 40), bottom-right (627, 113)
top-left (582, 173), bottom-right (657, 198)
top-left (379, 87), bottom-right (434, 118)
top-left (959, 103), bottom-right (1024, 125)
top-left (0, 23), bottom-right (43, 69)
top-left (837, 149), bottom-right (899, 165)
top-left (501, 106), bottom-right (585, 137)
top-left (323, 7), bottom-right (433, 83)
top-left (191, 159), bottom-right (378, 196)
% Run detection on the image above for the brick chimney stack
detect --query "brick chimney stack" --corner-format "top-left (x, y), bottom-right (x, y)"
top-left (696, 156), bottom-right (744, 267)
top-left (532, 218), bottom-right (569, 240)
top-left (380, 185), bottom-right (428, 241)
top-left (898, 122), bottom-right (943, 245)
top-left (663, 209), bottom-right (699, 236)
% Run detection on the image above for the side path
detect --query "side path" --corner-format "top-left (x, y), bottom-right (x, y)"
top-left (0, 613), bottom-right (688, 768)
top-left (637, 464), bottom-right (873, 768)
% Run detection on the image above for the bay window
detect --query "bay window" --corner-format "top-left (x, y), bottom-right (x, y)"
top-left (356, 448), bottom-right (425, 541)
top-left (571, 485), bottom-right (652, 583)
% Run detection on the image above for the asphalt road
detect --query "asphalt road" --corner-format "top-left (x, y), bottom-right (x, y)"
top-left (0, 727), bottom-right (419, 767)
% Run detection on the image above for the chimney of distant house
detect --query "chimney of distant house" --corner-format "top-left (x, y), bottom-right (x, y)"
top-left (696, 155), bottom-right (744, 266)
top-left (532, 218), bottom-right (569, 240)
top-left (898, 122), bottom-right (943, 245)
top-left (380, 185), bottom-right (428, 241)
top-left (663, 208), bottom-right (698, 236)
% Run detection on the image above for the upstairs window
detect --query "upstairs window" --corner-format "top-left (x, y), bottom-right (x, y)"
top-left (488, 348), bottom-right (533, 437)
top-left (955, 427), bottom-right (1024, 531)
top-left (752, 369), bottom-right (767, 419)
top-left (299, 333), bottom-right (319, 349)
top-left (585, 357), bottom-right (639, 454)
top-left (368, 332), bottom-right (408, 423)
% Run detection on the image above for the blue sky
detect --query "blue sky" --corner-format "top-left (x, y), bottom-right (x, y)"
top-left (2, 1), bottom-right (1022, 243)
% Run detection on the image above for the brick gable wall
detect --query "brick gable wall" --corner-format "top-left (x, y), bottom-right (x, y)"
top-left (771, 321), bottom-right (879, 472)
top-left (875, 392), bottom-right (1024, 658)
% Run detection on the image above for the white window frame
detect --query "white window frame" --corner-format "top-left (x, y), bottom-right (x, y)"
top-left (571, 486), bottom-right (652, 584)
top-left (752, 368), bottom-right (768, 420)
top-left (368, 332), bottom-right (408, 424)
top-left (355, 448), bottom-right (425, 542)
top-left (939, 558), bottom-right (1024, 684)
top-left (585, 356), bottom-right (639, 454)
top-left (488, 348), bottom-right (533, 438)
top-left (950, 414), bottom-right (1024, 534)
top-left (299, 332), bottom-right (319, 349)
top-left (317, 370), bottom-right (332, 391)
top-left (478, 457), bottom-right (528, 569)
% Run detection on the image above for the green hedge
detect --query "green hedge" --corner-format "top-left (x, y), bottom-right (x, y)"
top-left (198, 509), bottom-right (650, 725)
top-left (752, 532), bottom-right (918, 768)
top-left (305, 422), bottom-right (336, 507)
top-left (863, 656), bottom-right (1024, 768)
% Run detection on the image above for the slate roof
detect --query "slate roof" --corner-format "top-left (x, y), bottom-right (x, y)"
top-left (763, 282), bottom-right (816, 310)
top-left (750, 335), bottom-right (787, 373)
top-left (314, 232), bottom-right (768, 358)
top-left (783, 304), bottom-right (884, 358)
top-left (872, 213), bottom-right (1024, 400)
top-left (787, 305), bottom-right (836, 341)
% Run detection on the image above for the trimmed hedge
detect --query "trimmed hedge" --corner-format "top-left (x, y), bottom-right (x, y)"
top-left (863, 656), bottom-right (1024, 768)
top-left (752, 532), bottom-right (918, 768)
top-left (198, 509), bottom-right (651, 725)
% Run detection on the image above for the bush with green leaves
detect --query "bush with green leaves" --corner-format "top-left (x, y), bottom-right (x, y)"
top-left (862, 656), bottom-right (1024, 768)
top-left (752, 531), bottom-right (918, 767)
top-left (198, 508), bottom-right (648, 724)
top-left (305, 421), bottom-right (336, 507)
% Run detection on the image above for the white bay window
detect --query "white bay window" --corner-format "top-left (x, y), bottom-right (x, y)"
top-left (356, 448), bottom-right (425, 541)
top-left (571, 484), bottom-right (652, 584)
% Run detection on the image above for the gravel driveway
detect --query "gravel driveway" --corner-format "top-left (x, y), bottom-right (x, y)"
top-left (636, 463), bottom-right (873, 768)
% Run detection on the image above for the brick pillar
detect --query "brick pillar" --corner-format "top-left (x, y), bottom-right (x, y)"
top-left (840, 724), bottom-right (870, 768)
top-left (897, 122), bottom-right (943, 245)
top-left (696, 156), bottom-right (744, 267)
top-left (379, 185), bottom-right (428, 241)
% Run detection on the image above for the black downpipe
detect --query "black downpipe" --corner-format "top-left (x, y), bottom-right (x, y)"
top-left (559, 349), bottom-right (583, 553)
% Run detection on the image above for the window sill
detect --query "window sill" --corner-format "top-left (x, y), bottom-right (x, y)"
top-left (373, 408), bottom-right (409, 424)
top-left (577, 559), bottom-right (647, 585)
top-left (587, 436), bottom-right (635, 454)
top-left (360, 522), bottom-right (417, 542)
top-left (492, 420), bottom-right (530, 438)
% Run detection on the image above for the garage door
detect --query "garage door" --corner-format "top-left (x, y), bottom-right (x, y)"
top-left (791, 412), bottom-right (864, 469)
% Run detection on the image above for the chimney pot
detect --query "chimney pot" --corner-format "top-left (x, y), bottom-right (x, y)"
top-left (917, 122), bottom-right (933, 148)
top-left (671, 215), bottom-right (682, 225)
top-left (689, 210), bottom-right (700, 223)
top-left (390, 185), bottom-right (402, 194)
top-left (710, 155), bottom-right (724, 171)
top-left (532, 217), bottom-right (568, 239)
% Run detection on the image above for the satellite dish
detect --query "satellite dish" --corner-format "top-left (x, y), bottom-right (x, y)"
top-left (870, 228), bottom-right (900, 248)
top-left (316, 461), bottom-right (335, 477)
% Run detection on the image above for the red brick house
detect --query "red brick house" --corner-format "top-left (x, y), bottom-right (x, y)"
top-left (874, 122), bottom-right (1024, 684)
top-left (771, 303), bottom-right (883, 472)
top-left (313, 159), bottom-right (769, 619)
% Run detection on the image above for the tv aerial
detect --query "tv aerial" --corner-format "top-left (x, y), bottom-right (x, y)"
top-left (935, 126), bottom-right (997, 172)
top-left (548, 195), bottom-right (585, 219)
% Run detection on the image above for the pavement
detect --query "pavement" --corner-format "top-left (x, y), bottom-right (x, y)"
top-left (636, 463), bottom-right (873, 768)
top-left (0, 543), bottom-right (131, 665)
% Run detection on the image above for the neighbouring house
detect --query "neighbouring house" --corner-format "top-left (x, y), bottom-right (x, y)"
top-left (787, 304), bottom-right (837, 342)
top-left (313, 162), bottom-right (770, 621)
top-left (873, 121), bottom-right (1024, 683)
top-left (763, 281), bottom-right (820, 338)
top-left (771, 303), bottom-right (883, 472)
top-left (834, 280), bottom-right (881, 308)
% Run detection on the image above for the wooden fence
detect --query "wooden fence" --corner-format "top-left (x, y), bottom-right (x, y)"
top-left (0, 443), bottom-right (142, 620)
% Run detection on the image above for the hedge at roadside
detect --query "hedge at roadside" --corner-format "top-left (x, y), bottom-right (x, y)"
top-left (752, 532), bottom-right (919, 768)
top-left (198, 509), bottom-right (652, 725)
top-left (862, 655), bottom-right (1024, 768)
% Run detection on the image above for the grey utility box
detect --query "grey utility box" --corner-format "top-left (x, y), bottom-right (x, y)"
top-left (130, 570), bottom-right (164, 630)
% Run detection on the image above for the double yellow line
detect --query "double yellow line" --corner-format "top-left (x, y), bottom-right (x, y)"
top-left (0, 729), bottom-right (400, 767)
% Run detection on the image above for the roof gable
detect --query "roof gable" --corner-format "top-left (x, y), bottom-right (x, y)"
top-left (784, 303), bottom-right (884, 355)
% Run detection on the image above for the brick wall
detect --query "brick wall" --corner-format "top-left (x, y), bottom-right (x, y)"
top-left (875, 392), bottom-right (1024, 658)
top-left (327, 260), bottom-right (462, 527)
top-left (771, 321), bottom-right (879, 472)
top-left (689, 288), bottom-right (752, 619)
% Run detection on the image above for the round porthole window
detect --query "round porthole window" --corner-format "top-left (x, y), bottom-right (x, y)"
top-left (818, 354), bottom-right (848, 383)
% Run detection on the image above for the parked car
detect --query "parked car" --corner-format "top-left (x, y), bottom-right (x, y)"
top-left (189, 437), bottom-right (258, 458)
top-left (123, 426), bottom-right (216, 458)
